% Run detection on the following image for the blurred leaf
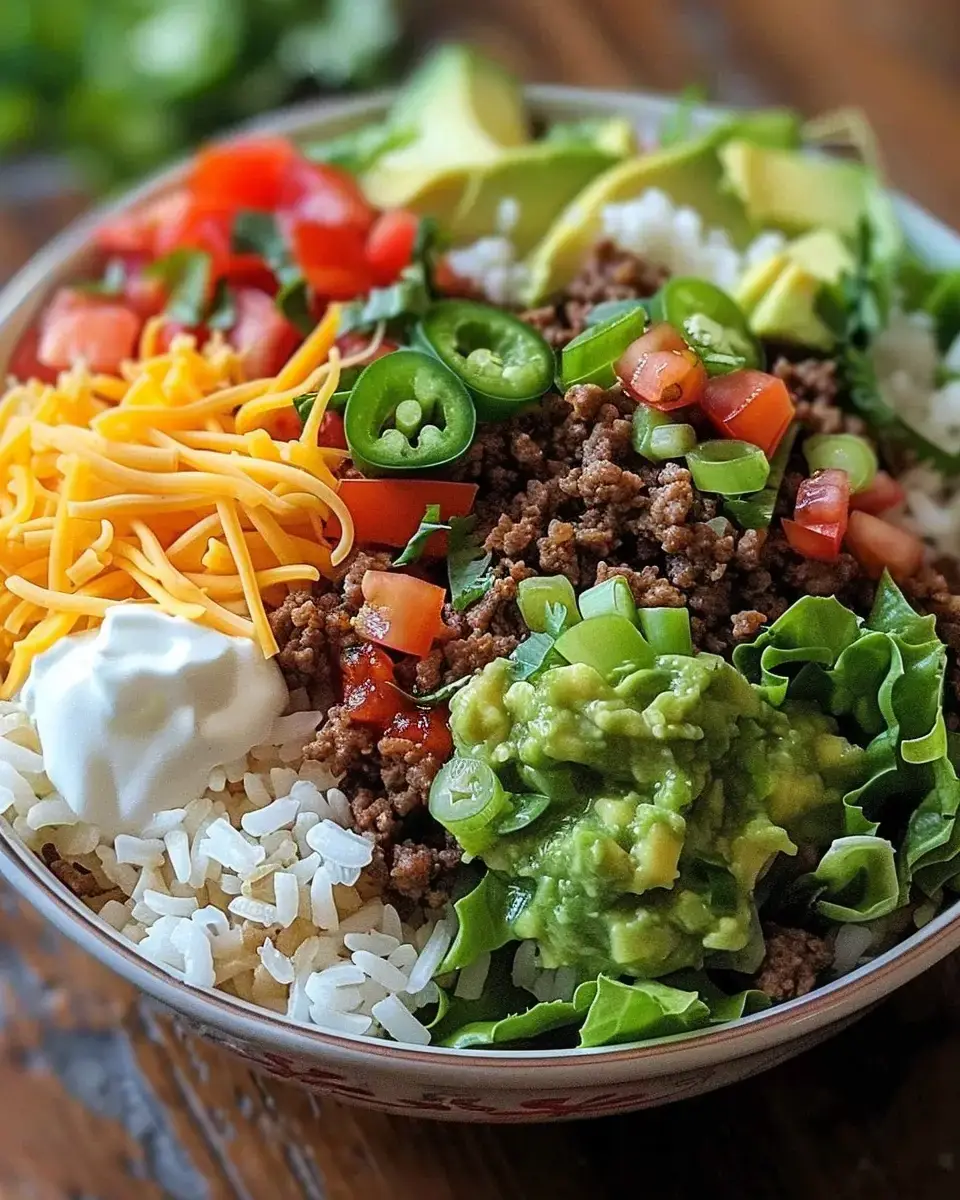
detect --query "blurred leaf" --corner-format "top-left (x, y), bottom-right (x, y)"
top-left (278, 0), bottom-right (399, 87)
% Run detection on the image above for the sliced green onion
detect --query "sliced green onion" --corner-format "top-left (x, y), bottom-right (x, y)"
top-left (637, 607), bottom-right (693, 656)
top-left (558, 307), bottom-right (648, 390)
top-left (429, 758), bottom-right (510, 856)
top-left (723, 423), bottom-right (798, 530)
top-left (555, 614), bottom-right (655, 679)
top-left (517, 575), bottom-right (579, 633)
top-left (578, 576), bottom-right (638, 623)
top-left (632, 404), bottom-right (697, 462)
top-left (648, 423), bottom-right (697, 461)
top-left (686, 440), bottom-right (771, 495)
top-left (803, 433), bottom-right (878, 493)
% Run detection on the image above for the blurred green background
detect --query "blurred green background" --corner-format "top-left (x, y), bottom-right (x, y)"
top-left (0, 0), bottom-right (402, 189)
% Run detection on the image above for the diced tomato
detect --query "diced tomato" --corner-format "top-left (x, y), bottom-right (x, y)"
top-left (357, 570), bottom-right (446, 659)
top-left (6, 326), bottom-right (58, 384)
top-left (289, 219), bottom-right (375, 300)
top-left (335, 480), bottom-right (478, 553)
top-left (317, 411), bottom-right (348, 450)
top-left (616, 326), bottom-right (705, 411)
top-left (850, 470), bottom-right (906, 516)
top-left (618, 348), bottom-right (706, 410)
top-left (269, 407), bottom-right (303, 442)
top-left (123, 271), bottom-right (168, 319)
top-left (340, 642), bottom-right (409, 725)
top-left (335, 332), bottom-right (400, 362)
top-left (384, 708), bottom-right (453, 759)
top-left (795, 469), bottom-right (850, 531)
top-left (152, 200), bottom-right (234, 281)
top-left (37, 291), bottom-right (141, 375)
top-left (700, 369), bottom-right (795, 458)
top-left (782, 517), bottom-right (846, 561)
top-left (341, 641), bottom-right (396, 688)
top-left (365, 209), bottom-right (419, 284)
top-left (228, 288), bottom-right (301, 379)
top-left (96, 190), bottom-right (191, 257)
top-left (189, 137), bottom-right (299, 214)
top-left (845, 510), bottom-right (925, 580)
top-left (155, 320), bottom-right (206, 354)
top-left (278, 159), bottom-right (375, 234)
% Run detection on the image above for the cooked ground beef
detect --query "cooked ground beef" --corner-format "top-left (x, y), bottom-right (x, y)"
top-left (268, 247), bottom-right (960, 922)
top-left (754, 925), bottom-right (834, 1002)
top-left (520, 240), bottom-right (668, 349)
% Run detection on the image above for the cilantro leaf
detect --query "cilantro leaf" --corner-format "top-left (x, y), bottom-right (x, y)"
top-left (509, 601), bottom-right (567, 682)
top-left (276, 276), bottom-right (315, 336)
top-left (447, 517), bottom-right (494, 612)
top-left (145, 249), bottom-right (213, 326)
top-left (232, 210), bottom-right (315, 333)
top-left (304, 123), bottom-right (416, 174)
top-left (392, 504), bottom-right (451, 566)
top-left (338, 262), bottom-right (432, 336)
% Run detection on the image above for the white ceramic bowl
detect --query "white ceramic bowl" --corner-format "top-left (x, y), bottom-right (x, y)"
top-left (1, 86), bottom-right (959, 1123)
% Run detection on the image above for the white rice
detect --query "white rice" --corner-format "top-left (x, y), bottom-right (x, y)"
top-left (601, 188), bottom-right (785, 293)
top-left (0, 703), bottom-right (452, 1045)
top-left (445, 236), bottom-right (532, 306)
top-left (872, 313), bottom-right (960, 557)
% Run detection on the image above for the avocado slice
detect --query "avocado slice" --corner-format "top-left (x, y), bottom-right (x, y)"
top-left (362, 46), bottom-right (529, 214)
top-left (719, 140), bottom-right (869, 237)
top-left (521, 134), bottom-right (753, 307)
top-left (451, 144), bottom-right (622, 256)
top-left (748, 263), bottom-right (836, 351)
top-left (544, 117), bottom-right (639, 157)
top-left (737, 230), bottom-right (853, 351)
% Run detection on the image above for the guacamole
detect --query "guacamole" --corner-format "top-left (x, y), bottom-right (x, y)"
top-left (445, 654), bottom-right (866, 979)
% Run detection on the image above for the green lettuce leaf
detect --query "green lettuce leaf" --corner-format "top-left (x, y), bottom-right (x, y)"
top-left (810, 835), bottom-right (899, 922)
top-left (439, 873), bottom-right (526, 974)
top-left (578, 977), bottom-right (710, 1048)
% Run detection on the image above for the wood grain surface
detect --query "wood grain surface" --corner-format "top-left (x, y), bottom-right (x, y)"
top-left (2, 1), bottom-right (960, 1197)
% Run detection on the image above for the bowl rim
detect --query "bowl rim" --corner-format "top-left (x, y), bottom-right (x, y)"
top-left (2, 82), bottom-right (959, 1078)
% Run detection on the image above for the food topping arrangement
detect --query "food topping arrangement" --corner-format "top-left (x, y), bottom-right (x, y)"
top-left (3, 46), bottom-right (960, 1051)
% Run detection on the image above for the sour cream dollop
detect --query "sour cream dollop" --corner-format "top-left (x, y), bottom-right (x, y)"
top-left (22, 608), bottom-right (288, 838)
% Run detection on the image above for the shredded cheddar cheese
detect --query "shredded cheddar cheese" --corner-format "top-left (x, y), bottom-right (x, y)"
top-left (0, 311), bottom-right (353, 695)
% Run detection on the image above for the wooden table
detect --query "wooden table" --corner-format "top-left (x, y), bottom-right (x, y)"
top-left (2, 1), bottom-right (960, 1196)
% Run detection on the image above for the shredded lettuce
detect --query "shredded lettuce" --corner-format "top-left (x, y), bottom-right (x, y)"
top-left (810, 835), bottom-right (899, 922)
top-left (735, 572), bottom-right (960, 898)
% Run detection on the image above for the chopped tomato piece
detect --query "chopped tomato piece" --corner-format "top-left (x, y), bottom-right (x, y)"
top-left (335, 480), bottom-right (478, 552)
top-left (700, 369), bottom-right (795, 458)
top-left (384, 708), bottom-right (453, 759)
top-left (795, 469), bottom-right (850, 531)
top-left (619, 322), bottom-right (689, 362)
top-left (289, 220), bottom-right (374, 299)
top-left (123, 271), bottom-right (168, 319)
top-left (782, 518), bottom-right (846, 562)
top-left (279, 159), bottom-right (375, 234)
top-left (189, 137), bottom-right (299, 214)
top-left (365, 209), bottom-right (419, 284)
top-left (340, 642), bottom-right (409, 725)
top-left (335, 332), bottom-right (400, 361)
top-left (37, 292), bottom-right (141, 375)
top-left (617, 347), bottom-right (706, 410)
top-left (96, 190), bottom-right (191, 257)
top-left (269, 407), bottom-right (303, 442)
top-left (845, 510), bottom-right (925, 580)
top-left (317, 411), bottom-right (348, 450)
top-left (6, 326), bottom-right (57, 385)
top-left (850, 470), bottom-right (906, 515)
top-left (228, 288), bottom-right (301, 379)
top-left (357, 571), bottom-right (446, 659)
top-left (152, 200), bottom-right (234, 280)
top-left (341, 641), bottom-right (396, 689)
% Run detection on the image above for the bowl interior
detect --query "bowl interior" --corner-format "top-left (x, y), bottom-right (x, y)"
top-left (1, 84), bottom-right (960, 1074)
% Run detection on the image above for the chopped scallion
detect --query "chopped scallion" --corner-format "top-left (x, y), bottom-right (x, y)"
top-left (803, 433), bottom-right (878, 493)
top-left (686, 440), bottom-right (771, 495)
top-left (637, 607), bottom-right (693, 656)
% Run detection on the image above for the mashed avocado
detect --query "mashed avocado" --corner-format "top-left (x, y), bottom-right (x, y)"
top-left (446, 654), bottom-right (865, 979)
